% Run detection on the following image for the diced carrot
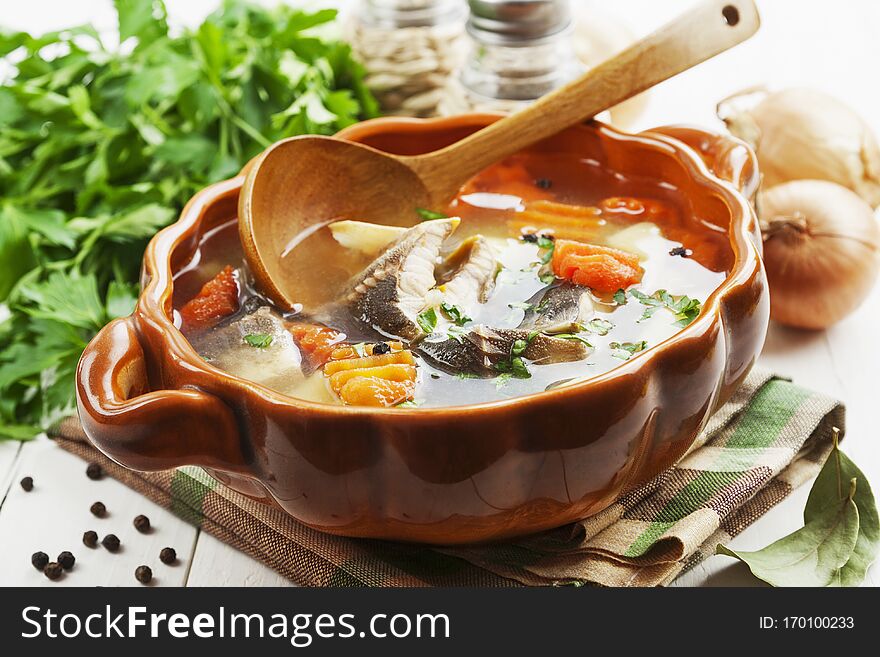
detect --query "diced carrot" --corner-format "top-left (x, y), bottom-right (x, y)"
top-left (329, 342), bottom-right (404, 361)
top-left (338, 377), bottom-right (415, 407)
top-left (290, 323), bottom-right (345, 367)
top-left (559, 254), bottom-right (642, 292)
top-left (179, 265), bottom-right (239, 330)
top-left (551, 239), bottom-right (643, 292)
top-left (328, 364), bottom-right (417, 395)
top-left (324, 351), bottom-right (416, 376)
top-left (552, 239), bottom-right (641, 271)
top-left (530, 200), bottom-right (603, 218)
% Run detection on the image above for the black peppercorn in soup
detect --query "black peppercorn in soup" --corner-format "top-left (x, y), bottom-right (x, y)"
top-left (174, 153), bottom-right (730, 408)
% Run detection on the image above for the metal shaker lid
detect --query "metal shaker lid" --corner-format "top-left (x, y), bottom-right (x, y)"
top-left (467, 0), bottom-right (572, 45)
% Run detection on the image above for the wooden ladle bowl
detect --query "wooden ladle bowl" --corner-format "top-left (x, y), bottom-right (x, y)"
top-left (239, 0), bottom-right (759, 311)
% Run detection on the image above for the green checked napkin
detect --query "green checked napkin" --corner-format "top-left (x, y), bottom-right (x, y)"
top-left (50, 367), bottom-right (843, 586)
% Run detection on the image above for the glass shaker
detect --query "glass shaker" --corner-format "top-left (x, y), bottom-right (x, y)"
top-left (438, 0), bottom-right (583, 115)
top-left (347, 0), bottom-right (468, 118)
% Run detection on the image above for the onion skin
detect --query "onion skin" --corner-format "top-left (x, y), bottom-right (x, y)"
top-left (722, 88), bottom-right (880, 207)
top-left (760, 180), bottom-right (880, 330)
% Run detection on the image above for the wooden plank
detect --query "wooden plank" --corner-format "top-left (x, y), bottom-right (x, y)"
top-left (0, 438), bottom-right (198, 587)
top-left (186, 533), bottom-right (295, 587)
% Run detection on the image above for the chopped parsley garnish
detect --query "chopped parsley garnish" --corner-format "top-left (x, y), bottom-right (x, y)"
top-left (537, 235), bottom-right (555, 264)
top-left (417, 307), bottom-right (438, 333)
top-left (508, 301), bottom-right (535, 311)
top-left (494, 373), bottom-right (513, 389)
top-left (511, 339), bottom-right (529, 357)
top-left (609, 341), bottom-right (648, 360)
top-left (243, 334), bottom-right (273, 349)
top-left (440, 302), bottom-right (471, 326)
top-left (555, 334), bottom-right (593, 348)
top-left (613, 289), bottom-right (628, 305)
top-left (495, 356), bottom-right (531, 379)
top-left (628, 289), bottom-right (702, 326)
top-left (456, 372), bottom-right (480, 380)
top-left (539, 271), bottom-right (556, 284)
top-left (585, 318), bottom-right (614, 335)
top-left (416, 208), bottom-right (449, 221)
top-left (396, 399), bottom-right (423, 408)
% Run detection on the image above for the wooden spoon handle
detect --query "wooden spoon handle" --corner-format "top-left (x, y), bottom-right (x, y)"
top-left (404, 0), bottom-right (759, 204)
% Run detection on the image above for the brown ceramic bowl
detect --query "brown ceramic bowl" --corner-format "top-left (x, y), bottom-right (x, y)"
top-left (76, 116), bottom-right (767, 544)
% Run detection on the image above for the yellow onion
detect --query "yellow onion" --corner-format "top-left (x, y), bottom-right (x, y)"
top-left (759, 180), bottom-right (880, 329)
top-left (719, 88), bottom-right (880, 207)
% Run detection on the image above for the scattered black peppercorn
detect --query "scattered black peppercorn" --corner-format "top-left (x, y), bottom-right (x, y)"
top-left (31, 551), bottom-right (49, 571)
top-left (135, 565), bottom-right (153, 584)
top-left (90, 501), bottom-right (107, 517)
top-left (133, 514), bottom-right (151, 533)
top-left (86, 462), bottom-right (103, 480)
top-left (20, 476), bottom-right (34, 492)
top-left (669, 246), bottom-right (692, 258)
top-left (535, 178), bottom-right (553, 190)
top-left (101, 534), bottom-right (121, 552)
top-left (44, 562), bottom-right (63, 581)
top-left (372, 342), bottom-right (391, 355)
top-left (521, 233), bottom-right (538, 243)
top-left (83, 530), bottom-right (98, 548)
top-left (159, 547), bottom-right (177, 565)
top-left (57, 551), bottom-right (75, 570)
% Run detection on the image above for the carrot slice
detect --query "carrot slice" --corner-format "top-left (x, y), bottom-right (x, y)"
top-left (551, 239), bottom-right (642, 292)
top-left (329, 342), bottom-right (404, 361)
top-left (290, 323), bottom-right (345, 367)
top-left (338, 377), bottom-right (415, 407)
top-left (530, 200), bottom-right (603, 218)
top-left (324, 351), bottom-right (416, 376)
top-left (559, 254), bottom-right (642, 292)
top-left (180, 265), bottom-right (239, 330)
top-left (328, 364), bottom-right (417, 395)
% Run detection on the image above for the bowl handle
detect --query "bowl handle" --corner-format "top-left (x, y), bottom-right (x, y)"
top-left (642, 125), bottom-right (760, 200)
top-left (76, 317), bottom-right (250, 474)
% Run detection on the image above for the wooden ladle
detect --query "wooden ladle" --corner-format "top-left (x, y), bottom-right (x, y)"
top-left (240, 0), bottom-right (759, 310)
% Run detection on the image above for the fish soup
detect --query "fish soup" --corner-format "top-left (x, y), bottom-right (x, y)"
top-left (173, 152), bottom-right (730, 408)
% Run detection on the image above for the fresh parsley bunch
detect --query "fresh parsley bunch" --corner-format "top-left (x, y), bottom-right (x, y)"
top-left (0, 0), bottom-right (378, 440)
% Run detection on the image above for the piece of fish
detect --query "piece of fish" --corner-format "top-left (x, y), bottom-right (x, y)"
top-left (418, 325), bottom-right (589, 377)
top-left (438, 235), bottom-right (498, 310)
top-left (344, 218), bottom-right (460, 341)
top-left (518, 283), bottom-right (594, 334)
top-left (188, 307), bottom-right (304, 394)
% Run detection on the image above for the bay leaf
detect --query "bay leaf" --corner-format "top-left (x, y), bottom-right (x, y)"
top-left (716, 479), bottom-right (860, 587)
top-left (805, 433), bottom-right (879, 587)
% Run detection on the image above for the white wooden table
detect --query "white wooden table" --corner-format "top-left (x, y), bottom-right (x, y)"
top-left (1, 0), bottom-right (878, 587)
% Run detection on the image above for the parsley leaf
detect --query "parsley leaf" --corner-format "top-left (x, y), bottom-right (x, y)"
top-left (0, 0), bottom-right (378, 440)
top-left (416, 208), bottom-right (449, 221)
top-left (440, 302), bottom-right (471, 326)
top-left (417, 307), bottom-right (438, 333)
top-left (585, 318), bottom-right (614, 336)
top-left (243, 333), bottom-right (273, 349)
top-left (609, 341), bottom-right (648, 360)
top-left (613, 289), bottom-right (628, 305)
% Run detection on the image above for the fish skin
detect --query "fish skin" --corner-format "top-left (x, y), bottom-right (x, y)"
top-left (518, 283), bottom-right (594, 334)
top-left (344, 219), bottom-right (459, 341)
top-left (188, 306), bottom-right (305, 394)
top-left (418, 325), bottom-right (589, 377)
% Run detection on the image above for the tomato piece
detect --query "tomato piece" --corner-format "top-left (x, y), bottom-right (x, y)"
top-left (179, 265), bottom-right (239, 330)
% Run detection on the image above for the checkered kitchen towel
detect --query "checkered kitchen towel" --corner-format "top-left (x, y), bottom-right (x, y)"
top-left (49, 367), bottom-right (843, 587)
